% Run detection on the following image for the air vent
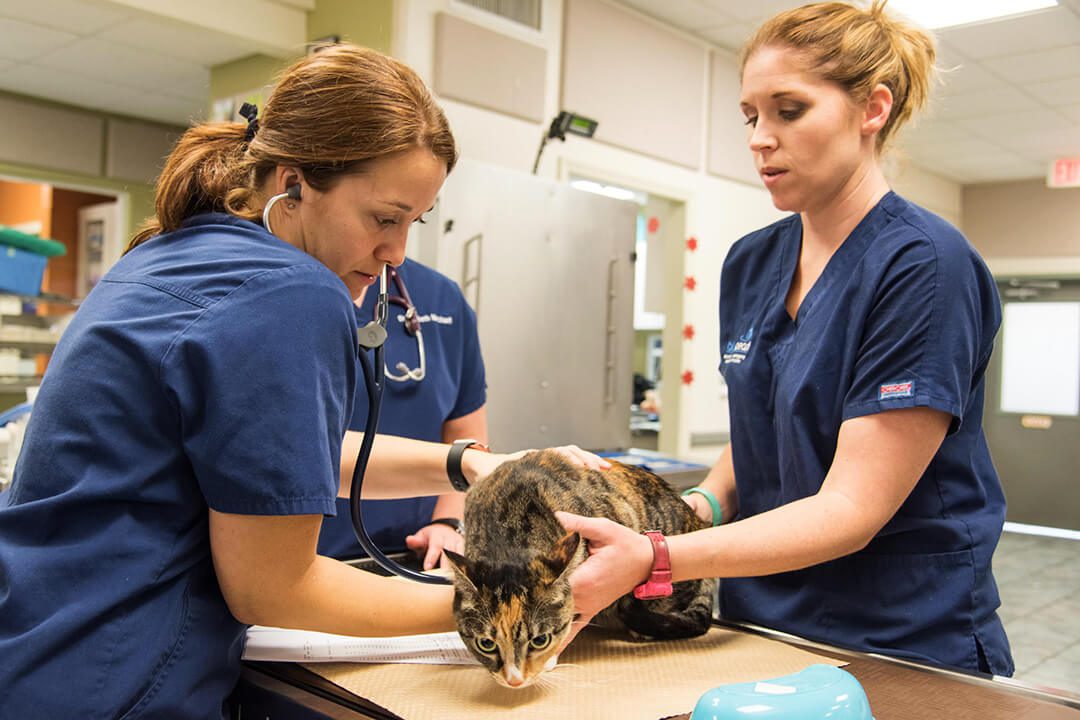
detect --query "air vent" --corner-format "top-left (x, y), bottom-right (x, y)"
top-left (457, 0), bottom-right (542, 30)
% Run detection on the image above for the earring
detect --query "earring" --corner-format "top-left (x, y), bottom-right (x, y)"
top-left (286, 202), bottom-right (296, 210)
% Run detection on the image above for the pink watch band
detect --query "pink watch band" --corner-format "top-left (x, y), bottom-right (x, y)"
top-left (633, 530), bottom-right (673, 600)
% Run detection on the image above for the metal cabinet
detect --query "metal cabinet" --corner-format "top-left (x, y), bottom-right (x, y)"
top-left (412, 159), bottom-right (638, 452)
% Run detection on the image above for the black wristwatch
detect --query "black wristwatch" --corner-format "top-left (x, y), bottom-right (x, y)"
top-left (428, 517), bottom-right (464, 535)
top-left (446, 438), bottom-right (489, 492)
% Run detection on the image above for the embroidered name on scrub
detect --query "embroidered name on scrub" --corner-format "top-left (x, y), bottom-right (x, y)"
top-left (395, 312), bottom-right (454, 325)
top-left (879, 380), bottom-right (915, 399)
top-left (723, 327), bottom-right (755, 364)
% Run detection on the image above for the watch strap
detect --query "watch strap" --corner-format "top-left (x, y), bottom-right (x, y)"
top-left (633, 530), bottom-right (673, 600)
top-left (428, 517), bottom-right (464, 534)
top-left (446, 439), bottom-right (489, 492)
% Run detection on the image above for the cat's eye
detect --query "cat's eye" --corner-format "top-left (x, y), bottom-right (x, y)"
top-left (475, 637), bottom-right (497, 654)
top-left (529, 633), bottom-right (552, 650)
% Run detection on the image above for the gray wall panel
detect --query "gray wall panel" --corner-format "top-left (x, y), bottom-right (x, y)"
top-left (0, 95), bottom-right (102, 176)
top-left (708, 51), bottom-right (758, 185)
top-left (105, 118), bottom-right (180, 183)
top-left (562, 0), bottom-right (704, 169)
top-left (433, 13), bottom-right (546, 123)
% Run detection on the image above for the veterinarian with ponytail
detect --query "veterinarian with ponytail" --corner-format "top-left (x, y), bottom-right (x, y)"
top-left (559, 1), bottom-right (1013, 676)
top-left (0, 44), bottom-right (604, 719)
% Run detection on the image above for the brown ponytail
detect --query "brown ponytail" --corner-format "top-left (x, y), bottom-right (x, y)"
top-left (127, 44), bottom-right (457, 252)
top-left (739, 0), bottom-right (937, 151)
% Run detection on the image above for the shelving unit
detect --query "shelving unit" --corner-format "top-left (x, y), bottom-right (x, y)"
top-left (0, 292), bottom-right (77, 408)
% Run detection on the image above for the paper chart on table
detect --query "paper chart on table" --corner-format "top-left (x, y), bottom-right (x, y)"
top-left (243, 625), bottom-right (480, 665)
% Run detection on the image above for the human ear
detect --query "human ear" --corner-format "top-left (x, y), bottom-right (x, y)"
top-left (272, 165), bottom-right (305, 201)
top-left (862, 83), bottom-right (894, 137)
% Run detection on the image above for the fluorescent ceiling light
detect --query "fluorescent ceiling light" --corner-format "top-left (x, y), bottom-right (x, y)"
top-left (886, 0), bottom-right (1057, 29)
top-left (570, 179), bottom-right (640, 203)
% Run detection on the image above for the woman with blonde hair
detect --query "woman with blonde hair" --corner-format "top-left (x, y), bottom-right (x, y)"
top-left (560, 2), bottom-right (1013, 676)
top-left (0, 44), bottom-right (604, 718)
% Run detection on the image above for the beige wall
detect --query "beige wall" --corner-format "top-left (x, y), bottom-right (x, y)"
top-left (963, 179), bottom-right (1080, 274)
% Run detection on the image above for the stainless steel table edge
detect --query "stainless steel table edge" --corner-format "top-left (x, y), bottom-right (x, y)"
top-left (712, 618), bottom-right (1080, 710)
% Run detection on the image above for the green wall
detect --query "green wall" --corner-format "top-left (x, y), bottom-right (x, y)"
top-left (309, 0), bottom-right (393, 52)
top-left (208, 0), bottom-right (394, 115)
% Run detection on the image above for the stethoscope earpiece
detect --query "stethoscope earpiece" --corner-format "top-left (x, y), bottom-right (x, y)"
top-left (262, 184), bottom-right (302, 234)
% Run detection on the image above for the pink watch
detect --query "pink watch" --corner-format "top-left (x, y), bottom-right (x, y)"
top-left (633, 530), bottom-right (673, 600)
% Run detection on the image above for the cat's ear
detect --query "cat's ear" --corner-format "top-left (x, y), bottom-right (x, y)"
top-left (443, 549), bottom-right (477, 592)
top-left (540, 531), bottom-right (582, 583)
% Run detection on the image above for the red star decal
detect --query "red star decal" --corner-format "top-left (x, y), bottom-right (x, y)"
top-left (686, 236), bottom-right (698, 252)
top-left (682, 324), bottom-right (695, 340)
top-left (681, 370), bottom-right (694, 385)
top-left (684, 276), bottom-right (697, 291)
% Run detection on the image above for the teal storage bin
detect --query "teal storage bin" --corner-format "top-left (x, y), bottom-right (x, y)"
top-left (689, 664), bottom-right (873, 720)
top-left (0, 245), bottom-right (48, 297)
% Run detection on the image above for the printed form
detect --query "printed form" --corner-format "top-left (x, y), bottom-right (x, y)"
top-left (243, 626), bottom-right (480, 665)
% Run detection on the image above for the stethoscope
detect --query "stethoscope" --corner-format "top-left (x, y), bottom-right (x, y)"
top-left (378, 266), bottom-right (426, 383)
top-left (264, 189), bottom-right (450, 585)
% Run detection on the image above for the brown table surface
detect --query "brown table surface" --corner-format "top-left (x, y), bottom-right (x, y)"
top-left (240, 618), bottom-right (1080, 720)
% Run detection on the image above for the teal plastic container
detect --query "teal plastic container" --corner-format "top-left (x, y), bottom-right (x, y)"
top-left (689, 664), bottom-right (873, 720)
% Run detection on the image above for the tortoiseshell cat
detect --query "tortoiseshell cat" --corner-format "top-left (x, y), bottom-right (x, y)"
top-left (443, 449), bottom-right (715, 688)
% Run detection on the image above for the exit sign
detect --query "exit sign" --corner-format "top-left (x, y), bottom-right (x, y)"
top-left (1048, 157), bottom-right (1080, 188)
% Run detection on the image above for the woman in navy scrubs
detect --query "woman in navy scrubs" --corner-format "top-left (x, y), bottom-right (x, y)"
top-left (318, 258), bottom-right (488, 570)
top-left (559, 1), bottom-right (1013, 676)
top-left (0, 45), bottom-right (603, 719)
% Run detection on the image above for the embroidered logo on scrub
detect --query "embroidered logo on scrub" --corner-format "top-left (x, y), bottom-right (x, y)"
top-left (722, 326), bottom-right (754, 365)
top-left (396, 312), bottom-right (454, 325)
top-left (879, 380), bottom-right (914, 400)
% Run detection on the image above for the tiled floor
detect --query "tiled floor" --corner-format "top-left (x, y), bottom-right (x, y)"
top-left (994, 531), bottom-right (1080, 696)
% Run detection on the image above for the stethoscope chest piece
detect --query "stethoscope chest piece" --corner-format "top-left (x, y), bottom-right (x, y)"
top-left (358, 321), bottom-right (388, 349)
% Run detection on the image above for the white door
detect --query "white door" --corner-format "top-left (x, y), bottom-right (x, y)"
top-left (76, 202), bottom-right (121, 298)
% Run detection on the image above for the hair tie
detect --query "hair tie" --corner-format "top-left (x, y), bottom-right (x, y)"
top-left (239, 102), bottom-right (259, 141)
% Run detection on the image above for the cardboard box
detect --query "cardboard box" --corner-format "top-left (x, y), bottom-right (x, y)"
top-left (0, 246), bottom-right (48, 297)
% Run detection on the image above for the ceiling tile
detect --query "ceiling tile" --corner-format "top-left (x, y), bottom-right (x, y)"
top-left (931, 85), bottom-right (1040, 120)
top-left (904, 135), bottom-right (1016, 164)
top-left (998, 127), bottom-right (1080, 158)
top-left (952, 109), bottom-right (1074, 138)
top-left (0, 18), bottom-right (79, 62)
top-left (959, 162), bottom-right (1048, 184)
top-left (697, 22), bottom-right (755, 52)
top-left (937, 7), bottom-right (1080, 60)
top-left (103, 92), bottom-right (205, 126)
top-left (897, 118), bottom-right (972, 146)
top-left (0, 63), bottom-right (144, 115)
top-left (1025, 75), bottom-right (1080, 107)
top-left (0, 0), bottom-right (130, 35)
top-left (35, 37), bottom-right (209, 100)
top-left (703, 0), bottom-right (804, 23)
top-left (1058, 103), bottom-right (1080, 122)
top-left (936, 60), bottom-right (1003, 96)
top-left (618, 0), bottom-right (732, 32)
top-left (96, 18), bottom-right (260, 67)
top-left (981, 44), bottom-right (1080, 84)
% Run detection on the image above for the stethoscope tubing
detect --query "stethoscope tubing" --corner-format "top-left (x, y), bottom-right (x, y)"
top-left (263, 199), bottom-right (447, 584)
top-left (350, 271), bottom-right (451, 585)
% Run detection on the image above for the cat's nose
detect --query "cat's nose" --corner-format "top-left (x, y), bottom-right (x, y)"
top-left (503, 667), bottom-right (525, 687)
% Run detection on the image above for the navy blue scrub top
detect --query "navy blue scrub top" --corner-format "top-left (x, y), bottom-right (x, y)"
top-left (0, 214), bottom-right (355, 719)
top-left (318, 259), bottom-right (486, 558)
top-left (718, 192), bottom-right (1013, 676)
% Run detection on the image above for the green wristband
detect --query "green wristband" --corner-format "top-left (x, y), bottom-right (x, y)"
top-left (682, 487), bottom-right (723, 527)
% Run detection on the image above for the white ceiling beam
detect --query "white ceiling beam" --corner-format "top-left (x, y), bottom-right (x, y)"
top-left (100, 0), bottom-right (307, 57)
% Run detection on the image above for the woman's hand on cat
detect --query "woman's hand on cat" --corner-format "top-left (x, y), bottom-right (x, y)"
top-left (683, 493), bottom-right (714, 525)
top-left (406, 523), bottom-right (465, 571)
top-left (552, 511), bottom-right (655, 650)
top-left (467, 445), bottom-right (612, 486)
